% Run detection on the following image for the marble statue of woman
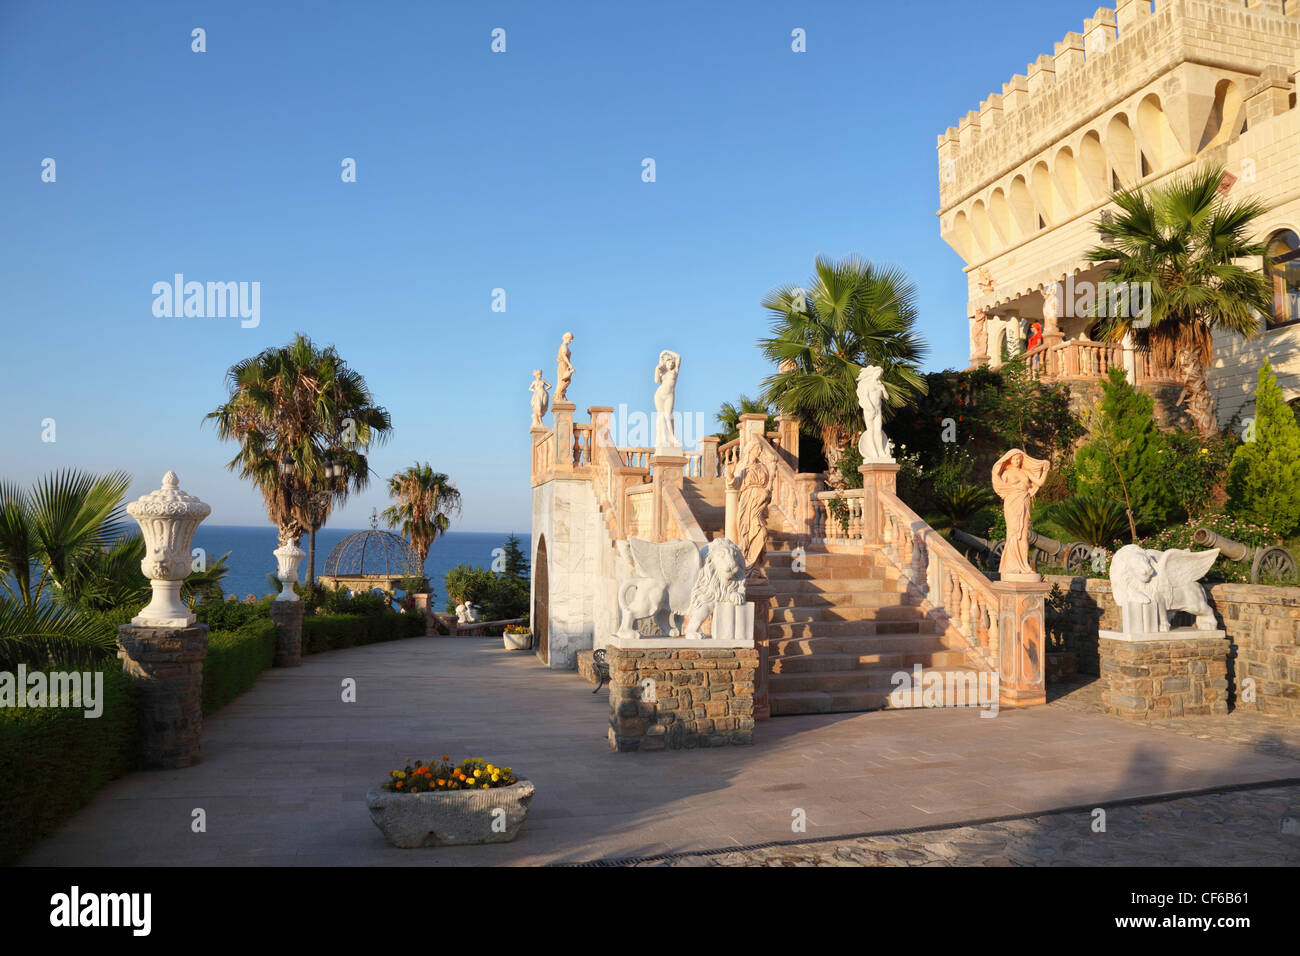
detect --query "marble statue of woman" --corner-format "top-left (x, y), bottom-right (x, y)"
top-left (554, 331), bottom-right (575, 403)
top-left (654, 349), bottom-right (682, 450)
top-left (731, 441), bottom-right (771, 580)
top-left (529, 370), bottom-right (551, 428)
top-left (971, 310), bottom-right (989, 363)
top-left (856, 365), bottom-right (892, 462)
top-left (991, 449), bottom-right (1050, 579)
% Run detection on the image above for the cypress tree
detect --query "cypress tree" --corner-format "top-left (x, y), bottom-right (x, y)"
top-left (1073, 367), bottom-right (1179, 533)
top-left (1227, 361), bottom-right (1300, 535)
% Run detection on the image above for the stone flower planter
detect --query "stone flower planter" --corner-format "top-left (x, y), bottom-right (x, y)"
top-left (1046, 650), bottom-right (1077, 683)
top-left (503, 630), bottom-right (531, 651)
top-left (366, 779), bottom-right (535, 847)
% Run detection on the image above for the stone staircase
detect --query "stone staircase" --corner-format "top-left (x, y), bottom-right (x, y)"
top-left (761, 541), bottom-right (987, 716)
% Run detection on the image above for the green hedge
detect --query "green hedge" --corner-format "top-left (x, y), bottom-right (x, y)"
top-left (303, 612), bottom-right (425, 654)
top-left (202, 618), bottom-right (277, 715)
top-left (2, 608), bottom-right (423, 864)
top-left (0, 658), bottom-right (138, 865)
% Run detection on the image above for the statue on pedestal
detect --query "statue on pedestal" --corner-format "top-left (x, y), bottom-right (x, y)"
top-left (1110, 545), bottom-right (1220, 633)
top-left (856, 365), bottom-right (893, 462)
top-left (732, 442), bottom-right (773, 580)
top-left (654, 349), bottom-right (682, 450)
top-left (991, 449), bottom-right (1050, 577)
top-left (529, 370), bottom-right (551, 428)
top-left (555, 332), bottom-right (575, 403)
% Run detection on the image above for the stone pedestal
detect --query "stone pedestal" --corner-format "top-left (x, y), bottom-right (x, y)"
top-left (116, 623), bottom-right (209, 769)
top-left (858, 463), bottom-right (900, 547)
top-left (411, 592), bottom-right (435, 636)
top-left (552, 401), bottom-right (576, 471)
top-left (992, 578), bottom-right (1050, 707)
top-left (270, 600), bottom-right (304, 667)
top-left (748, 583), bottom-right (775, 721)
top-left (607, 638), bottom-right (759, 751)
top-left (1099, 629), bottom-right (1230, 719)
top-left (649, 453), bottom-right (687, 542)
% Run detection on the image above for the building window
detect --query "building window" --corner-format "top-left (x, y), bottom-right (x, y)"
top-left (1265, 229), bottom-right (1300, 328)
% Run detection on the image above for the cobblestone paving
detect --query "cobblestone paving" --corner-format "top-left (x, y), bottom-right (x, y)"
top-left (628, 784), bottom-right (1300, 866)
top-left (623, 678), bottom-right (1300, 867)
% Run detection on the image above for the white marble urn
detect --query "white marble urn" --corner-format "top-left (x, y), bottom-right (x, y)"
top-left (126, 471), bottom-right (211, 628)
top-left (274, 541), bottom-right (306, 602)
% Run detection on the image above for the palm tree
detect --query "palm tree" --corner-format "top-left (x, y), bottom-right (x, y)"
top-left (714, 395), bottom-right (775, 443)
top-left (383, 464), bottom-right (461, 567)
top-left (206, 333), bottom-right (393, 580)
top-left (758, 255), bottom-right (928, 486)
top-left (1083, 164), bottom-right (1272, 437)
top-left (0, 469), bottom-right (228, 665)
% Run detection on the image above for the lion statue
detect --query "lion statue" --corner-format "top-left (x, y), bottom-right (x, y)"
top-left (1110, 544), bottom-right (1219, 633)
top-left (682, 539), bottom-right (747, 638)
top-left (615, 538), bottom-right (701, 638)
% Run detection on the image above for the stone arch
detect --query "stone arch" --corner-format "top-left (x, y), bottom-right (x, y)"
top-left (1078, 129), bottom-right (1110, 199)
top-left (1197, 79), bottom-right (1245, 151)
top-left (971, 199), bottom-right (997, 252)
top-left (1136, 93), bottom-right (1183, 171)
top-left (989, 187), bottom-right (1018, 245)
top-left (1008, 175), bottom-right (1037, 235)
top-left (1053, 146), bottom-right (1087, 212)
top-left (1105, 113), bottom-right (1138, 186)
top-left (949, 210), bottom-right (980, 261)
top-left (1030, 160), bottom-right (1062, 227)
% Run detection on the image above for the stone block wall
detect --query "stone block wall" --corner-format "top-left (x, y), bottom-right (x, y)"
top-left (1099, 634), bottom-right (1230, 719)
top-left (1046, 574), bottom-right (1300, 716)
top-left (607, 643), bottom-right (759, 751)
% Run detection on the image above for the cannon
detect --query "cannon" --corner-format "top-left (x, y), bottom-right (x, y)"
top-left (948, 528), bottom-right (1003, 569)
top-left (1026, 531), bottom-right (1093, 573)
top-left (1191, 528), bottom-right (1298, 584)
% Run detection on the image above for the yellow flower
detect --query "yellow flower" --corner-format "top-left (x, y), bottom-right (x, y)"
top-left (473, 769), bottom-right (482, 778)
top-left (491, 774), bottom-right (500, 782)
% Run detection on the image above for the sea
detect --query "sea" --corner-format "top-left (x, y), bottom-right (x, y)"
top-left (195, 526), bottom-right (524, 603)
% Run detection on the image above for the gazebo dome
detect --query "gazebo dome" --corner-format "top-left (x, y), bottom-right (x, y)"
top-left (322, 517), bottom-right (422, 580)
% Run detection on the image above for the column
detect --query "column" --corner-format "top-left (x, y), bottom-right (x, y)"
top-left (117, 623), bottom-right (209, 769)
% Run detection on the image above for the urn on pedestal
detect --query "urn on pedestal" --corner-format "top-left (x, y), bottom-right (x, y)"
top-left (126, 471), bottom-right (211, 627)
top-left (274, 541), bottom-right (306, 601)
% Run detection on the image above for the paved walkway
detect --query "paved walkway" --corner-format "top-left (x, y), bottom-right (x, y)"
top-left (22, 640), bottom-right (1300, 867)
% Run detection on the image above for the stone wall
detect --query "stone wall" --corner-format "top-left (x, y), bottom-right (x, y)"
top-left (1045, 574), bottom-right (1300, 716)
top-left (1099, 633), bottom-right (1230, 719)
top-left (530, 477), bottom-right (609, 669)
top-left (607, 641), bottom-right (758, 751)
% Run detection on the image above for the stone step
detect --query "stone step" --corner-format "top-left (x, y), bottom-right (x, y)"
top-left (770, 600), bottom-right (917, 620)
top-left (764, 564), bottom-right (900, 581)
top-left (762, 576), bottom-right (912, 593)
top-left (769, 614), bottom-right (934, 640)
top-left (769, 649), bottom-right (971, 673)
top-left (769, 667), bottom-right (995, 715)
top-left (769, 631), bottom-right (952, 656)
top-left (767, 589), bottom-right (908, 608)
top-left (763, 550), bottom-right (883, 569)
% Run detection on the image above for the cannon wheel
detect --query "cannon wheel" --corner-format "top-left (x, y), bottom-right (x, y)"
top-left (1251, 547), bottom-right (1299, 585)
top-left (1064, 542), bottom-right (1091, 573)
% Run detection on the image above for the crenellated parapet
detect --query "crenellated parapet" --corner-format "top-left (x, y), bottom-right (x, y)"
top-left (937, 0), bottom-right (1300, 220)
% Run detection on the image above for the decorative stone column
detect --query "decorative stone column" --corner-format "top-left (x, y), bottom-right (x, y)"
top-left (991, 579), bottom-right (1049, 707)
top-left (411, 591), bottom-right (435, 636)
top-left (119, 471), bottom-right (211, 770)
top-left (774, 415), bottom-right (799, 471)
top-left (552, 401), bottom-right (576, 471)
top-left (699, 435), bottom-right (719, 479)
top-left (858, 463), bottom-right (899, 549)
top-left (270, 600), bottom-right (304, 667)
top-left (650, 451), bottom-right (687, 542)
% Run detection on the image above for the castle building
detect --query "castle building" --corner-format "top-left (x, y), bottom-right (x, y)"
top-left (937, 0), bottom-right (1300, 423)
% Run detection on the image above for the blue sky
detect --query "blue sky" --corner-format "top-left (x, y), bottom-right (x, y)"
top-left (0, 0), bottom-right (1092, 532)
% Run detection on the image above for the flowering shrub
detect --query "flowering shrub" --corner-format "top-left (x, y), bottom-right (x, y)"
top-left (383, 756), bottom-right (519, 793)
top-left (1135, 513), bottom-right (1280, 583)
top-left (503, 624), bottom-right (530, 636)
